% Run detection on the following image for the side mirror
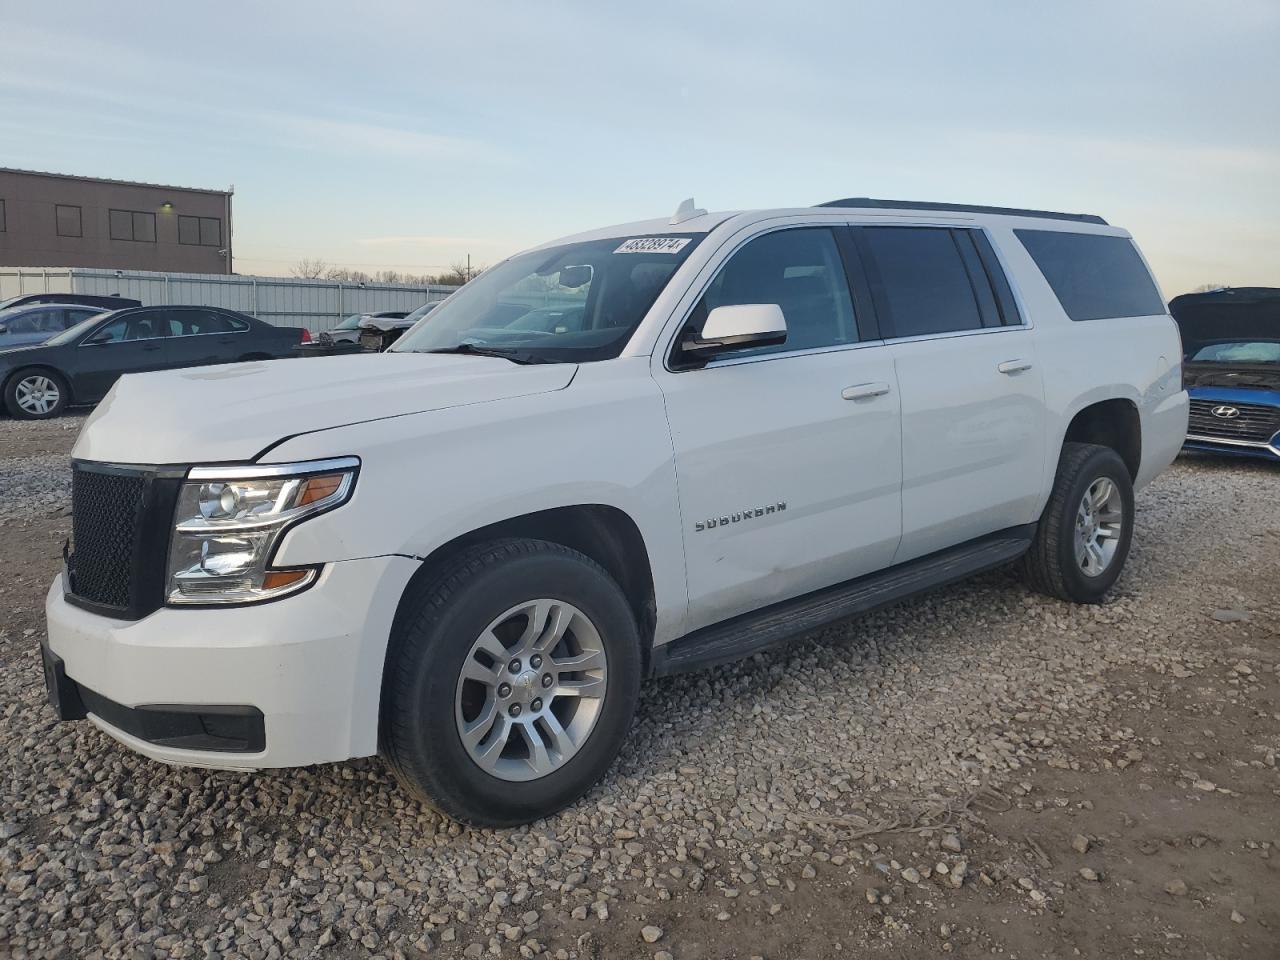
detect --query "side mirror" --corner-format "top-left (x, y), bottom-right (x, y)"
top-left (680, 304), bottom-right (787, 363)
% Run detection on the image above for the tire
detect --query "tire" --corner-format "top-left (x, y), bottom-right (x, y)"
top-left (4, 368), bottom-right (70, 420)
top-left (381, 539), bottom-right (642, 827)
top-left (1021, 442), bottom-right (1134, 603)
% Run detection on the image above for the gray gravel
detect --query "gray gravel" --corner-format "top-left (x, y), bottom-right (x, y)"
top-left (1, 427), bottom-right (1277, 959)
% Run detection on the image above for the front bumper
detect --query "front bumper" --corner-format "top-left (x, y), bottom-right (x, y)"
top-left (43, 554), bottom-right (419, 770)
top-left (1183, 434), bottom-right (1280, 461)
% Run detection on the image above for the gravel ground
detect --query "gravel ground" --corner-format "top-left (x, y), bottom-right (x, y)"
top-left (1, 415), bottom-right (1277, 960)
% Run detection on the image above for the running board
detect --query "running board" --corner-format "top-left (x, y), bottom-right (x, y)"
top-left (650, 525), bottom-right (1035, 677)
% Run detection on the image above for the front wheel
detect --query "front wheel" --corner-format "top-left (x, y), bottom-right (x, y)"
top-left (381, 539), bottom-right (641, 826)
top-left (4, 369), bottom-right (69, 419)
top-left (1021, 442), bottom-right (1135, 603)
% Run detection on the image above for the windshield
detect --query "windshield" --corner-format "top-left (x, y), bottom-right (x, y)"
top-left (404, 300), bottom-right (442, 323)
top-left (45, 311), bottom-right (111, 346)
top-left (0, 296), bottom-right (33, 312)
top-left (1190, 340), bottom-right (1280, 364)
top-left (391, 234), bottom-right (703, 362)
top-left (335, 313), bottom-right (366, 331)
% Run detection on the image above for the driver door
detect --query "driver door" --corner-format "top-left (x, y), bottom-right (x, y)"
top-left (71, 311), bottom-right (171, 401)
top-left (656, 226), bottom-right (903, 631)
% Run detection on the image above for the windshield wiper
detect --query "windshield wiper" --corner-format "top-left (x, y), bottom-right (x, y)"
top-left (420, 344), bottom-right (546, 365)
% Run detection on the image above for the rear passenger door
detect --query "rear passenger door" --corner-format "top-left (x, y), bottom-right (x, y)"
top-left (850, 225), bottom-right (1047, 562)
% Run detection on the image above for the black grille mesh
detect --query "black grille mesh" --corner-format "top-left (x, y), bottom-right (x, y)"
top-left (69, 468), bottom-right (147, 609)
top-left (1188, 399), bottom-right (1280, 444)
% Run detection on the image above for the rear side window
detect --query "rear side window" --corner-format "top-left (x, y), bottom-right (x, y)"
top-left (857, 227), bottom-right (986, 337)
top-left (1016, 230), bottom-right (1164, 321)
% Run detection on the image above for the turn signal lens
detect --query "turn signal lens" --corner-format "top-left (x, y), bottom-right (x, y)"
top-left (262, 569), bottom-right (313, 591)
top-left (298, 473), bottom-right (344, 506)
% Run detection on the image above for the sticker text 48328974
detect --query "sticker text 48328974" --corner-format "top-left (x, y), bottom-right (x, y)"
top-left (614, 237), bottom-right (692, 255)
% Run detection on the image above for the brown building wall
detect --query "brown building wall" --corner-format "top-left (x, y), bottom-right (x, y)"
top-left (0, 169), bottom-right (232, 274)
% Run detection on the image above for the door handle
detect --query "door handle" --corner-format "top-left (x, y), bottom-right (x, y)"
top-left (841, 381), bottom-right (891, 401)
top-left (997, 359), bottom-right (1032, 375)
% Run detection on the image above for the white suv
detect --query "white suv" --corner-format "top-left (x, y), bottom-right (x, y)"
top-left (42, 198), bottom-right (1189, 826)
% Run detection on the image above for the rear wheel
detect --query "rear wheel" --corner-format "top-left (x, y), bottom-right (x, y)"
top-left (381, 539), bottom-right (641, 826)
top-left (4, 369), bottom-right (69, 419)
top-left (1021, 442), bottom-right (1134, 603)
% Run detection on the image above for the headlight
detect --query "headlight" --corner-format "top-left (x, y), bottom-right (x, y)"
top-left (166, 457), bottom-right (359, 605)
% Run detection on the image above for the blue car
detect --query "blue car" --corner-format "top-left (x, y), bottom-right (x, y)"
top-left (0, 302), bottom-right (108, 349)
top-left (1171, 287), bottom-right (1280, 462)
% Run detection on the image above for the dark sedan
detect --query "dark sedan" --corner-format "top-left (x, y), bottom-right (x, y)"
top-left (0, 305), bottom-right (303, 419)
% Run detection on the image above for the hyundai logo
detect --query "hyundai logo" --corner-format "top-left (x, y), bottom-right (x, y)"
top-left (1211, 405), bottom-right (1241, 419)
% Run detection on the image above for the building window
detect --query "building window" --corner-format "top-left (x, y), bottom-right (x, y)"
top-left (109, 209), bottom-right (158, 242)
top-left (179, 215), bottom-right (222, 246)
top-left (0, 198), bottom-right (6, 232)
top-left (55, 204), bottom-right (82, 238)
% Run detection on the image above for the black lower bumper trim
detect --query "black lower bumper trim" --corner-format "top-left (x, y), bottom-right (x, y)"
top-left (40, 644), bottom-right (265, 753)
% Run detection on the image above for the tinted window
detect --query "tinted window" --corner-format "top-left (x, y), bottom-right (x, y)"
top-left (1016, 230), bottom-right (1163, 321)
top-left (688, 227), bottom-right (856, 357)
top-left (55, 204), bottom-right (82, 238)
top-left (859, 227), bottom-right (983, 337)
top-left (5, 309), bottom-right (61, 335)
top-left (65, 308), bottom-right (101, 327)
top-left (179, 215), bottom-right (223, 246)
top-left (91, 314), bottom-right (168, 343)
top-left (110, 209), bottom-right (156, 242)
top-left (167, 309), bottom-right (248, 336)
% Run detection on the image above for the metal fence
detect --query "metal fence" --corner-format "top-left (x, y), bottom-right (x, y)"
top-left (0, 266), bottom-right (460, 333)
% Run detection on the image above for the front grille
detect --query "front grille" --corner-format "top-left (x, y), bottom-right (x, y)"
top-left (1188, 398), bottom-right (1280, 444)
top-left (69, 468), bottom-right (147, 609)
top-left (66, 463), bottom-right (183, 619)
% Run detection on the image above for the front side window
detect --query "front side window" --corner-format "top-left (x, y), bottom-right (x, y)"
top-left (680, 227), bottom-right (857, 360)
top-left (1016, 229), bottom-right (1164, 321)
top-left (55, 204), bottom-right (82, 238)
top-left (858, 227), bottom-right (985, 338)
top-left (88, 313), bottom-right (167, 343)
top-left (392, 234), bottom-right (703, 363)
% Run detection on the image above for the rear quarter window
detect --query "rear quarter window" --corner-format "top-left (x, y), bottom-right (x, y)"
top-left (1016, 230), bottom-right (1164, 321)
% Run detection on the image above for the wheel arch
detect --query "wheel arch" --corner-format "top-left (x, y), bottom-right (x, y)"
top-left (389, 503), bottom-right (658, 667)
top-left (1061, 397), bottom-right (1142, 480)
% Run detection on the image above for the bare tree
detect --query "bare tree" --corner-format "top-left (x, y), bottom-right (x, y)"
top-left (431, 260), bottom-right (483, 286)
top-left (290, 258), bottom-right (331, 279)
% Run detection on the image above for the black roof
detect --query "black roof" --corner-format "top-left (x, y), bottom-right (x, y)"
top-left (815, 198), bottom-right (1107, 225)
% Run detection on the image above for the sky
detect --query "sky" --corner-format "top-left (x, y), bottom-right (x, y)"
top-left (2, 0), bottom-right (1277, 296)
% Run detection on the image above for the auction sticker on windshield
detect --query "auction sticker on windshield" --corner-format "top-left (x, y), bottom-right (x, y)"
top-left (614, 237), bottom-right (692, 254)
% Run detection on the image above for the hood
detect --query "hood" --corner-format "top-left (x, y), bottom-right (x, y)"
top-left (1184, 362), bottom-right (1280, 392)
top-left (359, 316), bottom-right (415, 332)
top-left (72, 352), bottom-right (577, 464)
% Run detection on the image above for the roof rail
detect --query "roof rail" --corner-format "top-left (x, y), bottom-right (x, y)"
top-left (816, 197), bottom-right (1107, 225)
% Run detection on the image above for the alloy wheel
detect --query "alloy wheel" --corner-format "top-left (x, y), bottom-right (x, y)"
top-left (15, 375), bottom-right (60, 416)
top-left (1074, 476), bottom-right (1124, 577)
top-left (454, 599), bottom-right (608, 782)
